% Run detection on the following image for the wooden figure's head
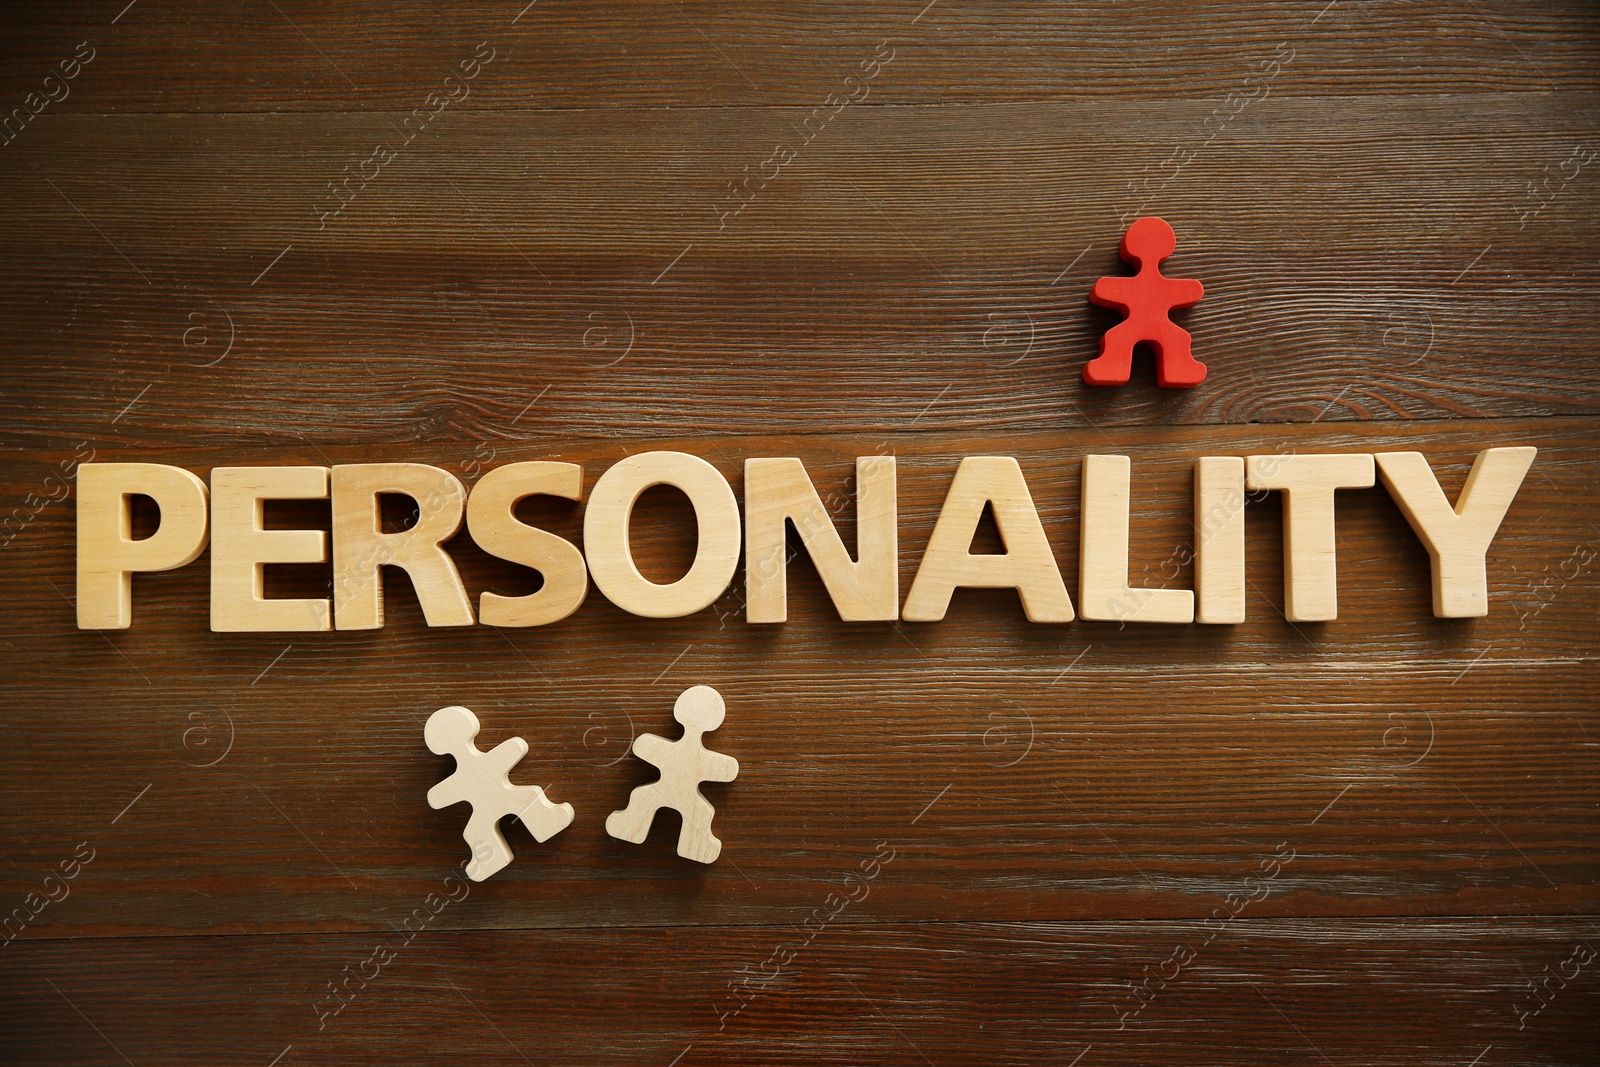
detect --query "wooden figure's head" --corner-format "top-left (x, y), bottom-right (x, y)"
top-left (673, 685), bottom-right (726, 733)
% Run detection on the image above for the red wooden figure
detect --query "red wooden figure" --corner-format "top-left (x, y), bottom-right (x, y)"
top-left (1085, 216), bottom-right (1206, 388)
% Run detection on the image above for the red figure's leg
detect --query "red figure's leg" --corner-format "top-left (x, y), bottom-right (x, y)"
top-left (1152, 323), bottom-right (1206, 388)
top-left (1083, 322), bottom-right (1137, 386)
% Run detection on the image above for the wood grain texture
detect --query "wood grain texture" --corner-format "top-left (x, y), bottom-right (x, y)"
top-left (2, 1), bottom-right (1597, 1063)
top-left (0, 92), bottom-right (1597, 447)
top-left (4, 921), bottom-right (1597, 1065)
top-left (2, 1), bottom-right (1597, 111)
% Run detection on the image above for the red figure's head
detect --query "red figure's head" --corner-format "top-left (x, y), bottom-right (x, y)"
top-left (1122, 216), bottom-right (1177, 267)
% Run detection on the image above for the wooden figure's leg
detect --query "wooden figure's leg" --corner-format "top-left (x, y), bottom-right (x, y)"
top-left (676, 795), bottom-right (723, 864)
top-left (463, 812), bottom-right (513, 882)
top-left (605, 785), bottom-right (663, 844)
top-left (513, 788), bottom-right (575, 843)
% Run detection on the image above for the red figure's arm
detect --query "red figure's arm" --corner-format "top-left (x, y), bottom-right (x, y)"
top-left (1090, 276), bottom-right (1136, 310)
top-left (1158, 277), bottom-right (1204, 309)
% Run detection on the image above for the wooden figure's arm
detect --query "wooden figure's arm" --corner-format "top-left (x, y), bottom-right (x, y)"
top-left (632, 733), bottom-right (670, 766)
top-left (427, 778), bottom-right (467, 810)
top-left (703, 751), bottom-right (740, 782)
top-left (485, 737), bottom-right (529, 776)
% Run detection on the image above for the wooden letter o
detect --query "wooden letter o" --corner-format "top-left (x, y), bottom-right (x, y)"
top-left (584, 451), bottom-right (740, 618)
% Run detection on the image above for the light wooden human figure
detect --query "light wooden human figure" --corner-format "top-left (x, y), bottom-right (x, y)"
top-left (425, 705), bottom-right (574, 882)
top-left (606, 685), bottom-right (740, 864)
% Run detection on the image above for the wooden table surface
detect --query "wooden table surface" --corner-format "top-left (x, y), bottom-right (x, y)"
top-left (2, 2), bottom-right (1597, 1064)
